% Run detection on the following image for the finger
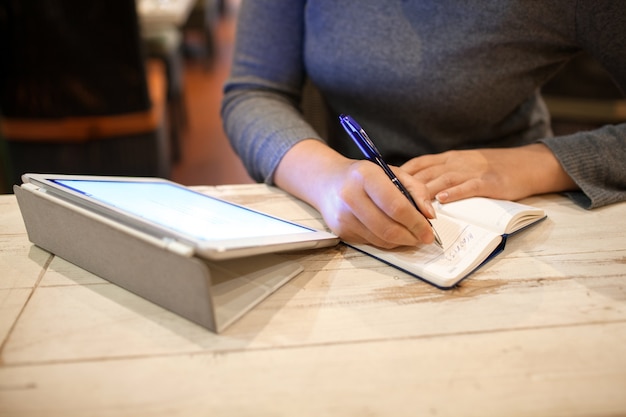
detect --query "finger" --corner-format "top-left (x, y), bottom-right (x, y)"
top-left (335, 210), bottom-right (402, 249)
top-left (395, 168), bottom-right (436, 217)
top-left (353, 184), bottom-right (424, 247)
top-left (406, 165), bottom-right (449, 192)
top-left (401, 153), bottom-right (447, 174)
top-left (420, 170), bottom-right (468, 199)
top-left (376, 168), bottom-right (437, 244)
top-left (323, 186), bottom-right (397, 248)
top-left (435, 178), bottom-right (483, 203)
top-left (344, 161), bottom-right (435, 246)
top-left (401, 158), bottom-right (453, 189)
top-left (334, 164), bottom-right (420, 247)
top-left (396, 169), bottom-right (437, 245)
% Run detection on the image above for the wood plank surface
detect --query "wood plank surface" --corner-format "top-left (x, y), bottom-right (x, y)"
top-left (1, 186), bottom-right (625, 417)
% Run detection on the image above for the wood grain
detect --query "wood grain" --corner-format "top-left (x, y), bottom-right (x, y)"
top-left (1, 186), bottom-right (625, 417)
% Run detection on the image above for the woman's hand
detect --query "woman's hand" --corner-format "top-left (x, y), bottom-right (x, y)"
top-left (274, 139), bottom-right (437, 249)
top-left (401, 143), bottom-right (577, 203)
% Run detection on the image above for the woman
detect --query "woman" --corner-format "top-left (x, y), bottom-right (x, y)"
top-left (222, 0), bottom-right (626, 248)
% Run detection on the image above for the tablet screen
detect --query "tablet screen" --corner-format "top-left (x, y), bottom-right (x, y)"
top-left (51, 179), bottom-right (313, 242)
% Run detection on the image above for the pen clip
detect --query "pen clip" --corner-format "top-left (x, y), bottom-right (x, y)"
top-left (340, 114), bottom-right (401, 186)
top-left (339, 114), bottom-right (381, 161)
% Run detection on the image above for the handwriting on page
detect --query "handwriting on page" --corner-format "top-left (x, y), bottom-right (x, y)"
top-left (445, 230), bottom-right (475, 262)
top-left (386, 214), bottom-right (495, 277)
top-left (391, 215), bottom-right (469, 265)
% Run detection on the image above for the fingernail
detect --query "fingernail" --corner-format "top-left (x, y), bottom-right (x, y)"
top-left (436, 191), bottom-right (448, 203)
top-left (424, 199), bottom-right (436, 218)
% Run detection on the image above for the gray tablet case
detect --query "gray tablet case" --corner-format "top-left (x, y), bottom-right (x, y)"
top-left (14, 184), bottom-right (303, 332)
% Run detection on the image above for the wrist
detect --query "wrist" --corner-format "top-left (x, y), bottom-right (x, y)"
top-left (525, 143), bottom-right (577, 194)
top-left (274, 139), bottom-right (350, 209)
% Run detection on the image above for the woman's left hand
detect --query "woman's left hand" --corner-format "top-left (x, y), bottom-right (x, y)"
top-left (401, 143), bottom-right (577, 203)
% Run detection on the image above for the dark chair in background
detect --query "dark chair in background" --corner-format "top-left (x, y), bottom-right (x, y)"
top-left (142, 23), bottom-right (187, 163)
top-left (542, 52), bottom-right (626, 135)
top-left (182, 0), bottom-right (222, 68)
top-left (0, 0), bottom-right (170, 191)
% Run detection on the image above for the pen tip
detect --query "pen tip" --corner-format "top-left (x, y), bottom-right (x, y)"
top-left (434, 233), bottom-right (444, 249)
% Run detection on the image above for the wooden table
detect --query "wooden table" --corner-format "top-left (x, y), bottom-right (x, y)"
top-left (1, 184), bottom-right (625, 416)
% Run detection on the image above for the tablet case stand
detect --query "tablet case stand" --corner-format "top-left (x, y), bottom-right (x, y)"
top-left (14, 184), bottom-right (303, 333)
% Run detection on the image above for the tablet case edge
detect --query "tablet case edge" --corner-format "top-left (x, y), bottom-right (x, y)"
top-left (14, 184), bottom-right (302, 333)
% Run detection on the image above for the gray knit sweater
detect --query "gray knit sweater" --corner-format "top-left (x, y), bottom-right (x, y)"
top-left (222, 0), bottom-right (626, 208)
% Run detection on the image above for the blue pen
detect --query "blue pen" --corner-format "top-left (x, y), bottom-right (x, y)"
top-left (339, 114), bottom-right (443, 249)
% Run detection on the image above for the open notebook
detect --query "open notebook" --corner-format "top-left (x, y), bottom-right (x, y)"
top-left (350, 197), bottom-right (547, 289)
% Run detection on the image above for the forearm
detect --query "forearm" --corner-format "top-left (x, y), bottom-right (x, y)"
top-left (497, 143), bottom-right (577, 197)
top-left (221, 0), bottom-right (311, 183)
top-left (274, 139), bottom-right (350, 212)
top-left (221, 89), bottom-right (319, 182)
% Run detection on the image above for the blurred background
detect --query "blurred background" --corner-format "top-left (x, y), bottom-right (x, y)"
top-left (0, 0), bottom-right (251, 193)
top-left (0, 0), bottom-right (623, 194)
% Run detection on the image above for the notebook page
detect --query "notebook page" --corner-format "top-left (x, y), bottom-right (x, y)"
top-left (434, 197), bottom-right (544, 234)
top-left (351, 214), bottom-right (502, 288)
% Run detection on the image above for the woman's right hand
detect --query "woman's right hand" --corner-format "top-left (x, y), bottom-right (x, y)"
top-left (274, 139), bottom-right (437, 249)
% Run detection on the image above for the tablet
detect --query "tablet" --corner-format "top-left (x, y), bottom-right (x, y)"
top-left (21, 173), bottom-right (339, 260)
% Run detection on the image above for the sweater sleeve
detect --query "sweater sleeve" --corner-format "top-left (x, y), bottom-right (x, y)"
top-left (541, 125), bottom-right (626, 208)
top-left (220, 0), bottom-right (322, 183)
top-left (540, 0), bottom-right (626, 208)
